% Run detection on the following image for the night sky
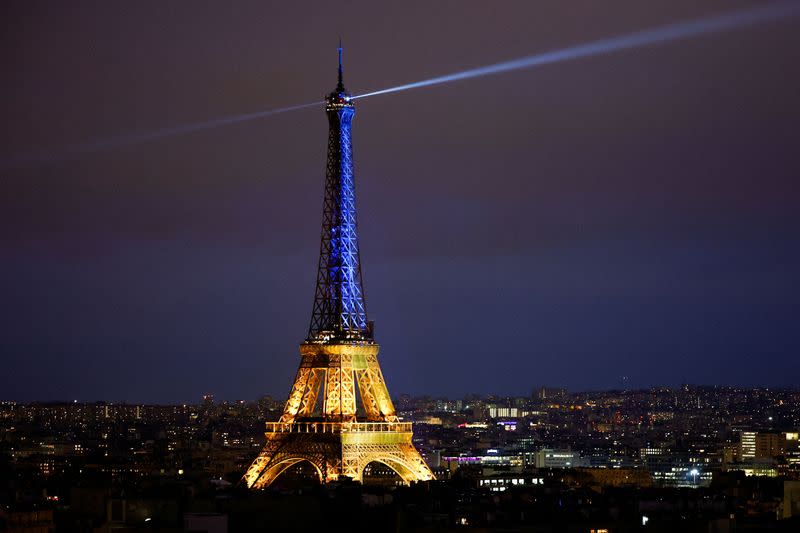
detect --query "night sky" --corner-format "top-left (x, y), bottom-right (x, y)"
top-left (2, 1), bottom-right (799, 403)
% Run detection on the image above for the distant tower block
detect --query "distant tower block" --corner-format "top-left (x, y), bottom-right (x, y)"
top-left (241, 47), bottom-right (434, 488)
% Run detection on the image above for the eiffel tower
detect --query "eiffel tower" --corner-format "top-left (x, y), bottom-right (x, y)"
top-left (241, 46), bottom-right (434, 488)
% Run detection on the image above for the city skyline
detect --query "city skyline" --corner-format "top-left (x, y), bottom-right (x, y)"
top-left (4, 383), bottom-right (799, 407)
top-left (4, 381), bottom-right (798, 529)
top-left (2, 1), bottom-right (799, 403)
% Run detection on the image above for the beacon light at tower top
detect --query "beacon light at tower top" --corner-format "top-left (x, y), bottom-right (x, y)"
top-left (325, 93), bottom-right (353, 112)
top-left (3, 0), bottom-right (798, 168)
top-left (326, 94), bottom-right (353, 107)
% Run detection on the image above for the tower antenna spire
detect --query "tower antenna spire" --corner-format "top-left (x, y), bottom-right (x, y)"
top-left (336, 38), bottom-right (345, 91)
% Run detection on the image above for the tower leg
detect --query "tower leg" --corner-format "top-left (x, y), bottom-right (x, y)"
top-left (242, 432), bottom-right (343, 489)
top-left (341, 430), bottom-right (434, 483)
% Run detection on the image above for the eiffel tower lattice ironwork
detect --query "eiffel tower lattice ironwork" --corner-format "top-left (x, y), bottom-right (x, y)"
top-left (241, 46), bottom-right (434, 488)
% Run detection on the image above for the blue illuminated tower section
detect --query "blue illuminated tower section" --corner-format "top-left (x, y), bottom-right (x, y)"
top-left (308, 45), bottom-right (369, 342)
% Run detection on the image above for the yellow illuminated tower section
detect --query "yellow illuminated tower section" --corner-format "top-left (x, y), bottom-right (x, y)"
top-left (241, 47), bottom-right (434, 488)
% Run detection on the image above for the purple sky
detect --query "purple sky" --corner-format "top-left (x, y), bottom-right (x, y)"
top-left (2, 1), bottom-right (799, 402)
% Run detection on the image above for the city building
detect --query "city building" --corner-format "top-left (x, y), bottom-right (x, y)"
top-left (535, 449), bottom-right (585, 469)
